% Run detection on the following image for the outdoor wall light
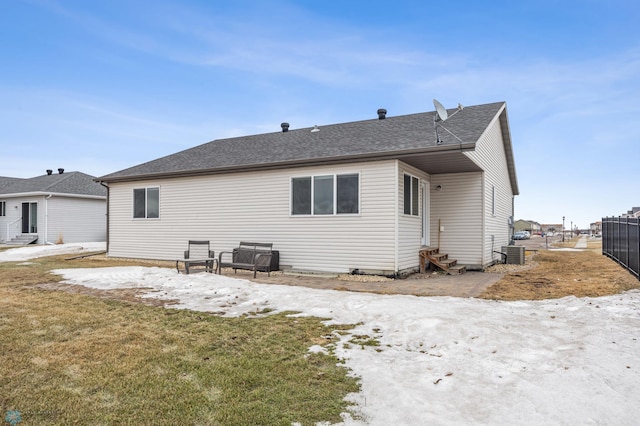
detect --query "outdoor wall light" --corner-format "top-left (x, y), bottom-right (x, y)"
top-left (435, 185), bottom-right (443, 191)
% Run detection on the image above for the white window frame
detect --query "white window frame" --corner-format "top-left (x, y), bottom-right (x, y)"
top-left (0, 201), bottom-right (5, 217)
top-left (290, 173), bottom-right (360, 216)
top-left (133, 187), bottom-right (160, 219)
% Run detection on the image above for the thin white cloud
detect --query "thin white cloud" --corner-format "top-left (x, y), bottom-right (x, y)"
top-left (28, 0), bottom-right (460, 88)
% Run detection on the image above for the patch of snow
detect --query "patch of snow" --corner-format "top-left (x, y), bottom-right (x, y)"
top-left (0, 242), bottom-right (105, 262)
top-left (7, 244), bottom-right (640, 425)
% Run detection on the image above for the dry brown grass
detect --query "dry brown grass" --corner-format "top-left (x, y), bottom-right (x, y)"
top-left (480, 242), bottom-right (640, 300)
top-left (0, 253), bottom-right (359, 424)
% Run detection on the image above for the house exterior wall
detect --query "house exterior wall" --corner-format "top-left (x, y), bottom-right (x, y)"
top-left (104, 110), bottom-right (516, 274)
top-left (397, 162), bottom-right (430, 273)
top-left (0, 198), bottom-right (19, 242)
top-left (429, 172), bottom-right (484, 266)
top-left (464, 112), bottom-right (515, 267)
top-left (0, 195), bottom-right (45, 243)
top-left (47, 196), bottom-right (106, 243)
top-left (107, 160), bottom-right (399, 274)
top-left (0, 195), bottom-right (106, 244)
top-left (514, 220), bottom-right (531, 233)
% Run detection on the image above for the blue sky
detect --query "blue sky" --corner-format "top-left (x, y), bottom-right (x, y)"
top-left (2, 0), bottom-right (639, 229)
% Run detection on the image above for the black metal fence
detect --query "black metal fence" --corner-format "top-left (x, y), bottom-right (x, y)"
top-left (602, 216), bottom-right (639, 280)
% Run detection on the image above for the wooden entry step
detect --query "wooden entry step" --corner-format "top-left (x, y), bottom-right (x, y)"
top-left (419, 247), bottom-right (466, 275)
top-left (7, 234), bottom-right (38, 245)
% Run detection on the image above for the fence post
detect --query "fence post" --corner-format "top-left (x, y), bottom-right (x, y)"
top-left (637, 218), bottom-right (640, 279)
top-left (624, 217), bottom-right (629, 269)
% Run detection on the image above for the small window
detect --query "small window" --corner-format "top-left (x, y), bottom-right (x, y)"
top-left (291, 173), bottom-right (359, 215)
top-left (133, 187), bottom-right (159, 219)
top-left (0, 201), bottom-right (5, 217)
top-left (403, 175), bottom-right (411, 215)
top-left (403, 174), bottom-right (419, 216)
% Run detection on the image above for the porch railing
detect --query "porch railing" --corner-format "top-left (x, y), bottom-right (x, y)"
top-left (5, 218), bottom-right (21, 243)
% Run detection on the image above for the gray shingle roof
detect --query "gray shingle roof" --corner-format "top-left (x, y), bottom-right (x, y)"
top-left (98, 101), bottom-right (509, 182)
top-left (0, 177), bottom-right (24, 194)
top-left (0, 172), bottom-right (106, 197)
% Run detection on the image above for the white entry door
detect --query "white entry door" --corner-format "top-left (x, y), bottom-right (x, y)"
top-left (421, 183), bottom-right (430, 246)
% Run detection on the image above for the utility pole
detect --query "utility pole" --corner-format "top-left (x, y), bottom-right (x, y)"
top-left (562, 216), bottom-right (565, 242)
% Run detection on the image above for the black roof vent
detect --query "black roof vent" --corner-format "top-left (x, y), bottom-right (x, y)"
top-left (46, 169), bottom-right (53, 175)
top-left (377, 108), bottom-right (387, 120)
top-left (58, 168), bottom-right (64, 174)
top-left (281, 122), bottom-right (290, 132)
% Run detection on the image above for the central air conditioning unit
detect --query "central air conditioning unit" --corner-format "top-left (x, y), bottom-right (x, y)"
top-left (502, 245), bottom-right (525, 265)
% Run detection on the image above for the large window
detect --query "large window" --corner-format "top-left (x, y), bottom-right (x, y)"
top-left (0, 201), bottom-right (5, 217)
top-left (133, 187), bottom-right (159, 219)
top-left (403, 174), bottom-right (419, 216)
top-left (291, 173), bottom-right (359, 215)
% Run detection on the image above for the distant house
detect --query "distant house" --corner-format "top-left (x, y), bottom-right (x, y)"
top-left (514, 219), bottom-right (541, 235)
top-left (0, 170), bottom-right (106, 245)
top-left (541, 224), bottom-right (562, 234)
top-left (97, 101), bottom-right (519, 275)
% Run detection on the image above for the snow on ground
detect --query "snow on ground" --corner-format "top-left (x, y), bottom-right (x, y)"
top-left (8, 244), bottom-right (640, 425)
top-left (0, 242), bottom-right (105, 262)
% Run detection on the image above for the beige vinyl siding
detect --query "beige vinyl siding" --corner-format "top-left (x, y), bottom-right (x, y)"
top-left (430, 172), bottom-right (483, 266)
top-left (465, 111), bottom-right (515, 266)
top-left (397, 162), bottom-right (430, 272)
top-left (108, 160), bottom-right (398, 274)
top-left (47, 197), bottom-right (106, 243)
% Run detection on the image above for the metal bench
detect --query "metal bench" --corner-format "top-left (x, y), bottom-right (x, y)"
top-left (218, 242), bottom-right (274, 278)
top-left (176, 240), bottom-right (217, 274)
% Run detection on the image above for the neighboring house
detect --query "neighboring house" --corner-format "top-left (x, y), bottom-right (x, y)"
top-left (0, 169), bottom-right (107, 245)
top-left (530, 221), bottom-right (541, 234)
top-left (97, 101), bottom-right (519, 275)
top-left (541, 223), bottom-right (562, 235)
top-left (514, 219), bottom-right (541, 235)
top-left (622, 207), bottom-right (640, 218)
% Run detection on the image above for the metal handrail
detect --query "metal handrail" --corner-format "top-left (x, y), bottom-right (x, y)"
top-left (5, 217), bottom-right (21, 243)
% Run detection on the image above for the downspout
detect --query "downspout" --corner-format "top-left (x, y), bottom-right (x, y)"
top-left (100, 182), bottom-right (109, 254)
top-left (481, 173), bottom-right (486, 265)
top-left (45, 194), bottom-right (54, 245)
top-left (394, 160), bottom-right (399, 275)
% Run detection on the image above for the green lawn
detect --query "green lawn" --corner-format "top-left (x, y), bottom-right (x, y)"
top-left (0, 254), bottom-right (359, 425)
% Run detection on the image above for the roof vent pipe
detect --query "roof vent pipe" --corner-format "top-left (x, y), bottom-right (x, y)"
top-left (58, 168), bottom-right (64, 174)
top-left (377, 108), bottom-right (387, 120)
top-left (46, 169), bottom-right (53, 175)
top-left (281, 122), bottom-right (289, 132)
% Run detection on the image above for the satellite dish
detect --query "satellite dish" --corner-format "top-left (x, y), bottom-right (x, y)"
top-left (431, 98), bottom-right (464, 145)
top-left (433, 98), bottom-right (448, 121)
